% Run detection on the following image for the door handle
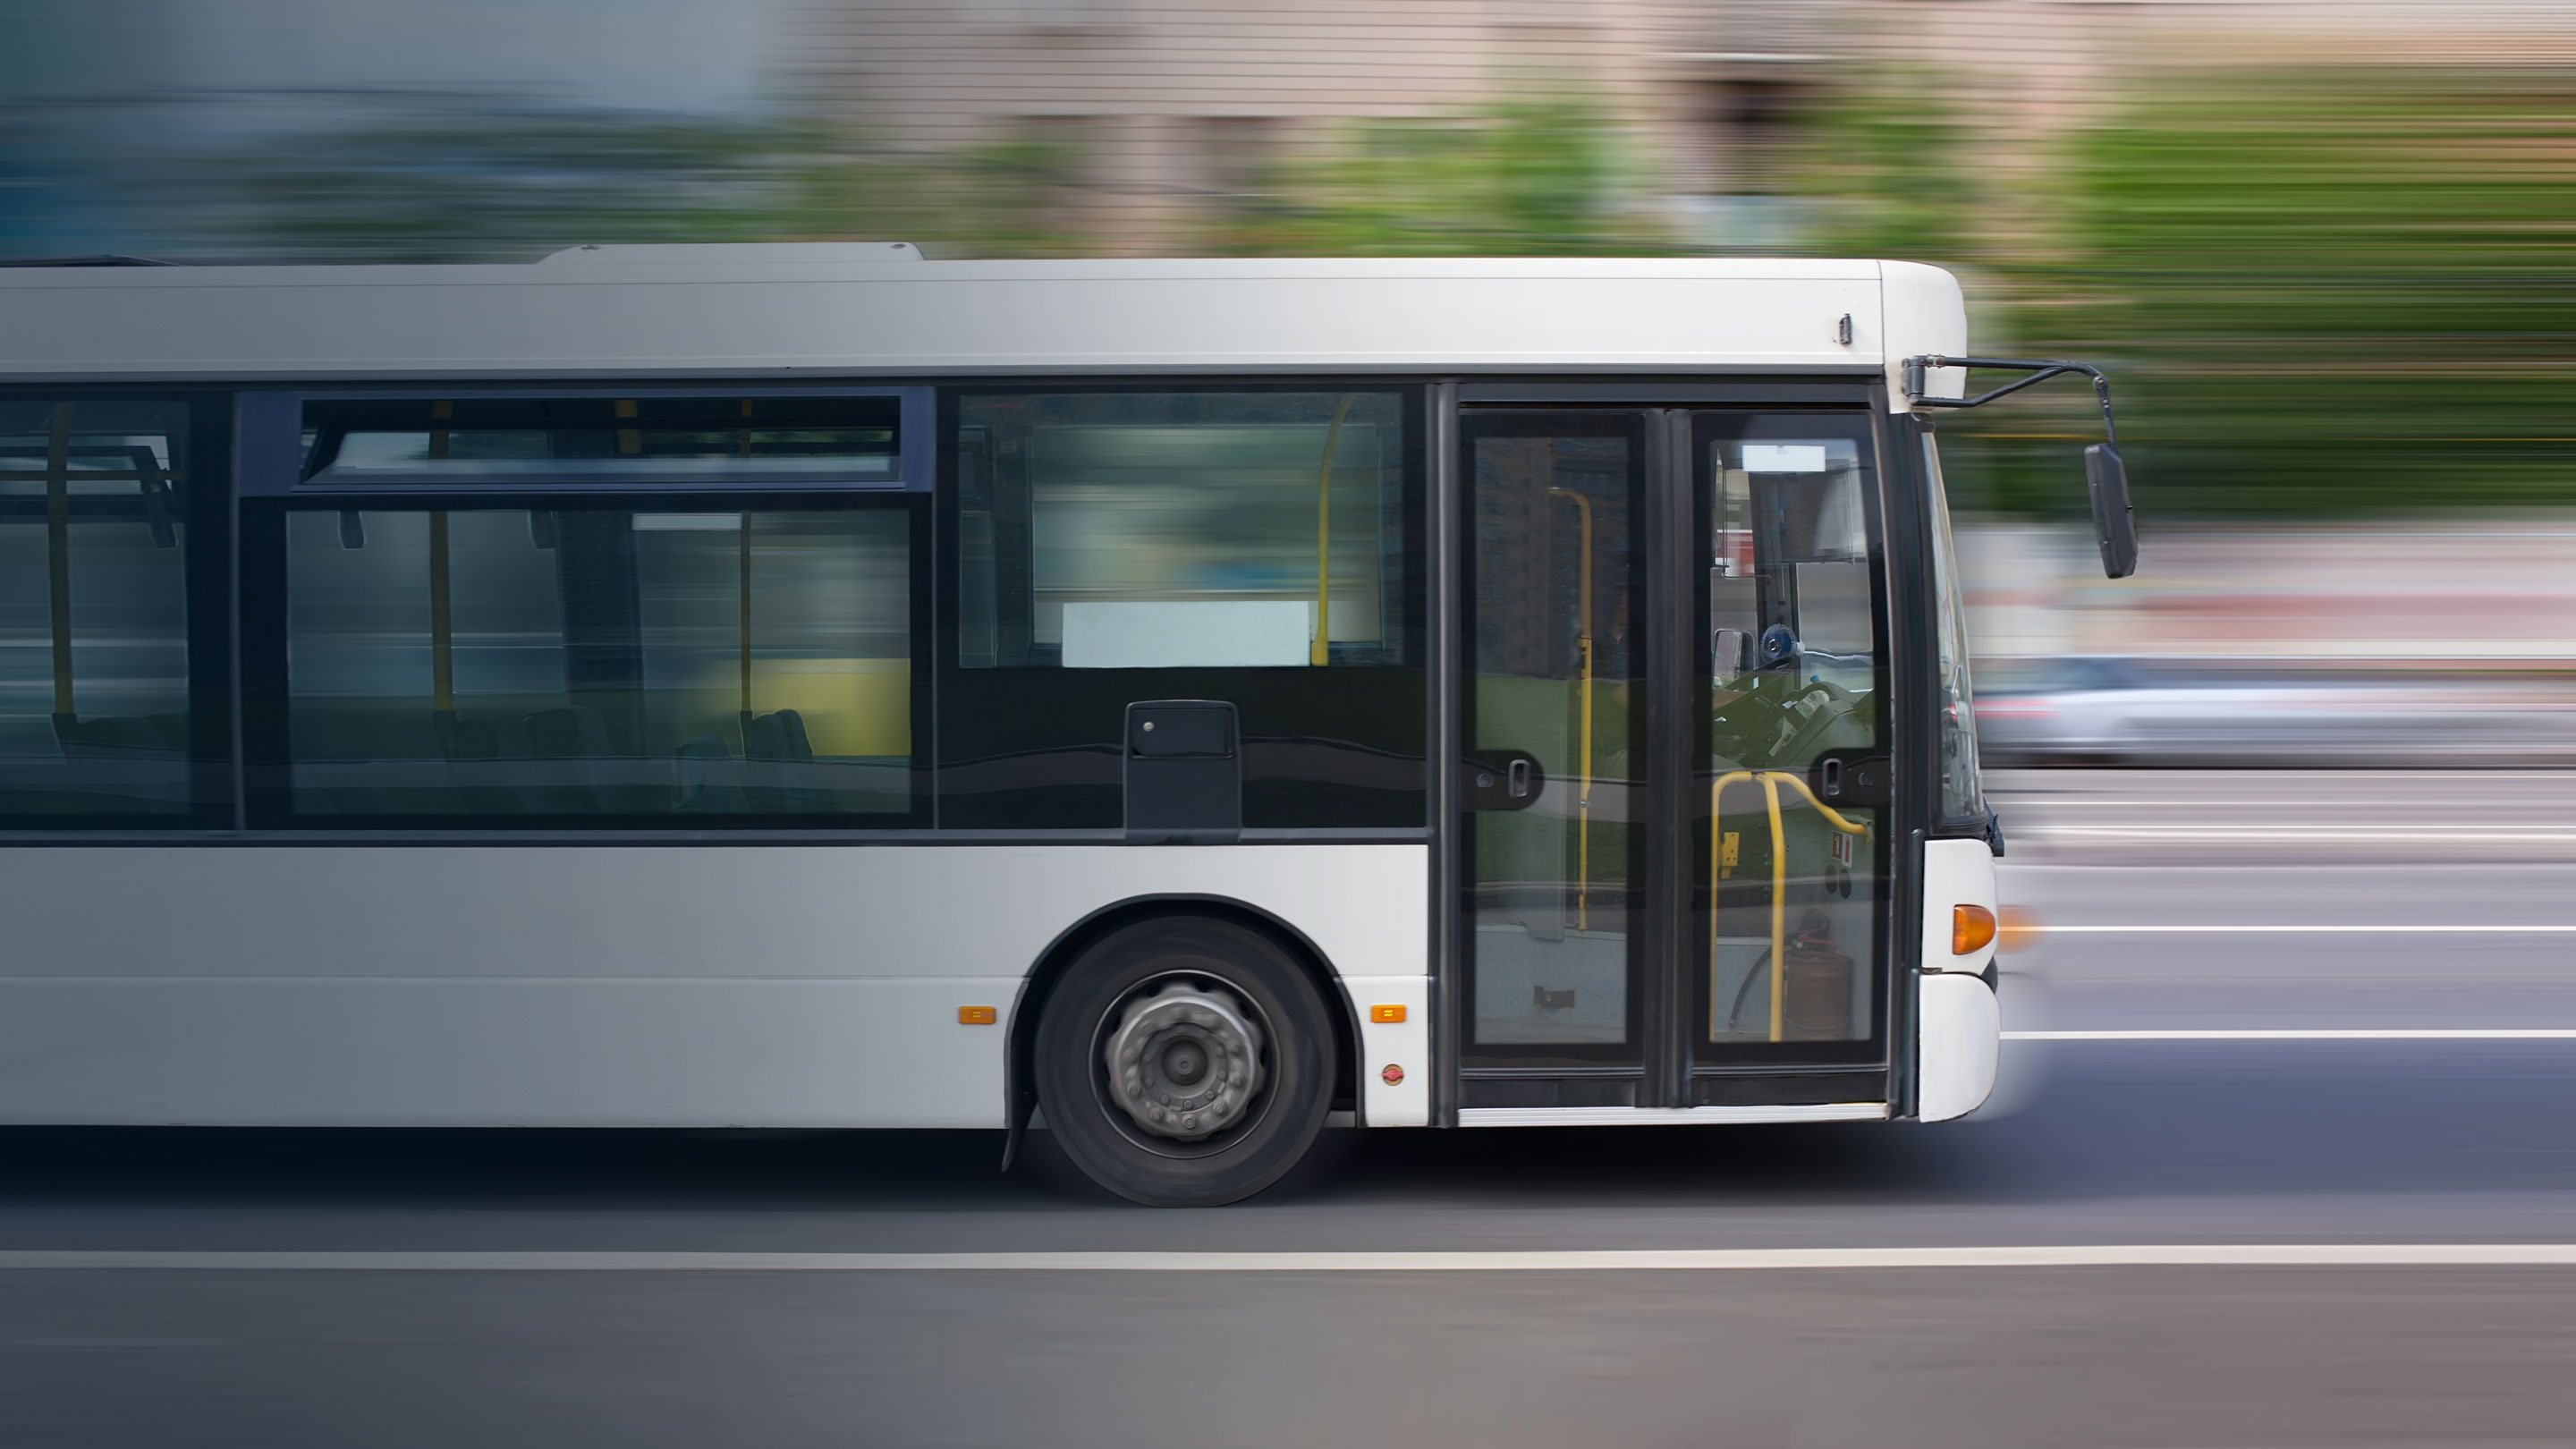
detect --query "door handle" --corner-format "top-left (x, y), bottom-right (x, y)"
top-left (1462, 752), bottom-right (1545, 811)
top-left (1806, 751), bottom-right (1892, 809)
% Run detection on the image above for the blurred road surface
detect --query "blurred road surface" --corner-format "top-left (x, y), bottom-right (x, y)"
top-left (5, 770), bottom-right (2575, 1448)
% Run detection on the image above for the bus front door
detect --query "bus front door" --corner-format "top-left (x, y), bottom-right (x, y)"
top-left (1458, 407), bottom-right (1896, 1114)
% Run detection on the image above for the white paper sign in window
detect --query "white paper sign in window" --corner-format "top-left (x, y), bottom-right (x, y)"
top-left (1741, 444), bottom-right (1828, 474)
top-left (1059, 601), bottom-right (1311, 669)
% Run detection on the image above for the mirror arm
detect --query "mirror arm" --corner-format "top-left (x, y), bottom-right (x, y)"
top-left (1900, 354), bottom-right (2121, 453)
top-left (1903, 353), bottom-right (2138, 580)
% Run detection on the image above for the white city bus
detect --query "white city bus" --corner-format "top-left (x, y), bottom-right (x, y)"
top-left (0, 247), bottom-right (2131, 1205)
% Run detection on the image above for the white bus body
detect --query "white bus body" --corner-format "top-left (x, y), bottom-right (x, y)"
top-left (0, 251), bottom-right (1998, 1204)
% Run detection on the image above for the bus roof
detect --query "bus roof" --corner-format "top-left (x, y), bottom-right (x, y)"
top-left (0, 251), bottom-right (1968, 403)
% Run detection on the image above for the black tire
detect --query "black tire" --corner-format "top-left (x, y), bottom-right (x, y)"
top-left (1032, 915), bottom-right (1336, 1208)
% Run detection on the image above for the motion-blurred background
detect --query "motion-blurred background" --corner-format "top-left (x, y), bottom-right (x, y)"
top-left (12, 0), bottom-right (2570, 758)
top-left (9, 11), bottom-right (2576, 1439)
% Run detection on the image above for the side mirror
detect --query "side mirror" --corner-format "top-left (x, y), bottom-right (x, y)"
top-left (2086, 444), bottom-right (2137, 580)
top-left (1902, 356), bottom-right (2141, 580)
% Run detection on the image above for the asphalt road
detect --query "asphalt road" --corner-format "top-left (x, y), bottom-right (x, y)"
top-left (6, 769), bottom-right (2575, 1448)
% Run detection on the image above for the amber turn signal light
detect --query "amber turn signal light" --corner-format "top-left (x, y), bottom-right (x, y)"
top-left (1952, 904), bottom-right (1997, 956)
top-left (1369, 1004), bottom-right (1407, 1024)
top-left (957, 1006), bottom-right (997, 1025)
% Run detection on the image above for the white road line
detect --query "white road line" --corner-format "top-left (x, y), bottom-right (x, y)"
top-left (2033, 924), bottom-right (2576, 934)
top-left (2005, 1029), bottom-right (2576, 1041)
top-left (2010, 799), bottom-right (2576, 808)
top-left (3, 1246), bottom-right (2576, 1272)
top-left (1997, 771), bottom-right (2576, 781)
top-left (2025, 828), bottom-right (2576, 843)
top-left (2005, 861), bottom-right (2576, 872)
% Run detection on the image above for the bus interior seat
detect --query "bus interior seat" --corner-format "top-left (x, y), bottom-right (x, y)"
top-left (742, 708), bottom-right (817, 813)
top-left (742, 708), bottom-right (814, 762)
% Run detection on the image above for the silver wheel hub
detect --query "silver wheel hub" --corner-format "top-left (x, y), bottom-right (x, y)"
top-left (1104, 981), bottom-right (1266, 1141)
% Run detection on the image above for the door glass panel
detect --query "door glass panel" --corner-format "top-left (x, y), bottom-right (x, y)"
top-left (1464, 415), bottom-right (1646, 1063)
top-left (1697, 414), bottom-right (1888, 1058)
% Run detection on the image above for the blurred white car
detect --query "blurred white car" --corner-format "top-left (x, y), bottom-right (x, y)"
top-left (1973, 656), bottom-right (2573, 766)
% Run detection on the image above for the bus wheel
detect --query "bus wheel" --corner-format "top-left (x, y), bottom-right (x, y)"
top-left (1033, 916), bottom-right (1335, 1208)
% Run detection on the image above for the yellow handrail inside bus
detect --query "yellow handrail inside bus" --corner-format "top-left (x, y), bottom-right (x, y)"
top-left (44, 403), bottom-right (72, 723)
top-left (1310, 394), bottom-right (1355, 667)
top-left (428, 513), bottom-right (453, 713)
top-left (428, 402), bottom-right (454, 715)
top-left (1546, 487), bottom-right (1594, 928)
top-left (740, 401), bottom-right (756, 731)
top-left (1712, 768), bottom-right (1869, 1042)
top-left (739, 512), bottom-right (755, 732)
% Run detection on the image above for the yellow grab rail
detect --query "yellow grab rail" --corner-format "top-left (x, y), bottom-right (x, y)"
top-left (1711, 768), bottom-right (1869, 1042)
top-left (428, 402), bottom-right (454, 714)
top-left (739, 511), bottom-right (755, 730)
top-left (44, 403), bottom-right (72, 721)
top-left (739, 401), bottom-right (757, 729)
top-left (1547, 487), bottom-right (1595, 928)
top-left (1310, 394), bottom-right (1355, 667)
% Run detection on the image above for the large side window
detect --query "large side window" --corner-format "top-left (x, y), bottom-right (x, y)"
top-left (945, 387), bottom-right (1424, 830)
top-left (0, 396), bottom-right (208, 822)
top-left (268, 501), bottom-right (923, 826)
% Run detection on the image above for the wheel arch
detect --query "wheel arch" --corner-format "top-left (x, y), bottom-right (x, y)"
top-left (1004, 893), bottom-right (1364, 1166)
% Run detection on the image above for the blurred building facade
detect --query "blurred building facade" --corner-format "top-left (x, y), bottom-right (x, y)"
top-left (780, 0), bottom-right (2576, 256)
top-left (782, 0), bottom-right (1861, 252)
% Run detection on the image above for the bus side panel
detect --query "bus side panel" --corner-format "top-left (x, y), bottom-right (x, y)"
top-left (0, 843), bottom-right (1427, 1129)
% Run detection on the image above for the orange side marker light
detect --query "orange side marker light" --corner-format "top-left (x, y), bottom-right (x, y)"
top-left (1952, 904), bottom-right (1998, 956)
top-left (1369, 1004), bottom-right (1407, 1024)
top-left (957, 1006), bottom-right (997, 1025)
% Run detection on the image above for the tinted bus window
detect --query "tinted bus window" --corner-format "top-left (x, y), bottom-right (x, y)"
top-left (278, 504), bottom-right (921, 825)
top-left (946, 388), bottom-right (1423, 829)
top-left (0, 398), bottom-right (195, 819)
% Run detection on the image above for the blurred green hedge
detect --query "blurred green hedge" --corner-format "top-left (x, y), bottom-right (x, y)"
top-left (1826, 69), bottom-right (2576, 520)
